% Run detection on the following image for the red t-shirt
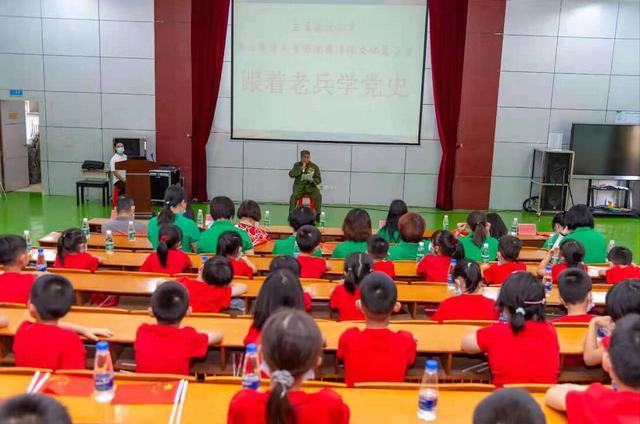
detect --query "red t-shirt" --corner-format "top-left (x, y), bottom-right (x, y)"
top-left (417, 255), bottom-right (451, 282)
top-left (139, 250), bottom-right (192, 275)
top-left (13, 321), bottom-right (86, 370)
top-left (606, 265), bottom-right (640, 285)
top-left (303, 291), bottom-right (312, 313)
top-left (373, 260), bottom-right (396, 278)
top-left (566, 383), bottom-right (640, 424)
top-left (552, 314), bottom-right (595, 323)
top-left (483, 262), bottom-right (527, 285)
top-left (430, 294), bottom-right (498, 323)
top-left (329, 285), bottom-right (364, 321)
top-left (0, 272), bottom-right (36, 304)
top-left (178, 277), bottom-right (232, 313)
top-left (337, 327), bottom-right (417, 387)
top-left (229, 258), bottom-right (254, 279)
top-left (243, 324), bottom-right (261, 346)
top-left (297, 255), bottom-right (327, 279)
top-left (53, 252), bottom-right (99, 272)
top-left (552, 264), bottom-right (588, 283)
top-left (134, 323), bottom-right (208, 375)
top-left (228, 388), bottom-right (350, 424)
top-left (476, 321), bottom-right (559, 387)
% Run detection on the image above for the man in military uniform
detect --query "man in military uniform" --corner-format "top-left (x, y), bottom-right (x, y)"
top-left (288, 150), bottom-right (322, 219)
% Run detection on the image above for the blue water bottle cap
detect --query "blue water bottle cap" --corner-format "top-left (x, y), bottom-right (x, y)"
top-left (37, 248), bottom-right (43, 253)
top-left (96, 341), bottom-right (109, 351)
top-left (451, 258), bottom-right (457, 265)
top-left (545, 265), bottom-right (552, 271)
top-left (246, 343), bottom-right (258, 354)
top-left (425, 359), bottom-right (438, 371)
top-left (201, 255), bottom-right (208, 262)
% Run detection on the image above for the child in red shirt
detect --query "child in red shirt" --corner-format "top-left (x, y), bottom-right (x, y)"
top-left (330, 252), bottom-right (373, 321)
top-left (295, 225), bottom-right (329, 278)
top-left (462, 272), bottom-right (560, 387)
top-left (538, 239), bottom-right (588, 283)
top-left (430, 260), bottom-right (498, 323)
top-left (268, 256), bottom-right (313, 313)
top-left (602, 246), bottom-right (640, 284)
top-left (134, 281), bottom-right (223, 375)
top-left (417, 230), bottom-right (464, 282)
top-left (338, 272), bottom-right (416, 387)
top-left (0, 234), bottom-right (36, 304)
top-left (553, 268), bottom-right (595, 323)
top-left (216, 231), bottom-right (256, 279)
top-left (483, 235), bottom-right (527, 285)
top-left (367, 235), bottom-right (395, 278)
top-left (140, 224), bottom-right (192, 275)
top-left (229, 309), bottom-right (350, 424)
top-left (178, 256), bottom-right (247, 313)
top-left (546, 314), bottom-right (640, 424)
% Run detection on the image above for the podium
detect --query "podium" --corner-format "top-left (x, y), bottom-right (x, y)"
top-left (115, 159), bottom-right (155, 217)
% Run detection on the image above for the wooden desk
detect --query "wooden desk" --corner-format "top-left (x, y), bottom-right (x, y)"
top-left (39, 232), bottom-right (153, 252)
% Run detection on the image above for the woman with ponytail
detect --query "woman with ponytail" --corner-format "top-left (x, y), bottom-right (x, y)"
top-left (417, 230), bottom-right (465, 282)
top-left (461, 272), bottom-right (559, 387)
top-left (147, 185), bottom-right (200, 253)
top-left (140, 224), bottom-right (191, 275)
top-left (329, 252), bottom-right (373, 321)
top-left (458, 211), bottom-right (499, 262)
top-left (229, 309), bottom-right (350, 424)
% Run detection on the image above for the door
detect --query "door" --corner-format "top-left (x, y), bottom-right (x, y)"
top-left (0, 101), bottom-right (29, 191)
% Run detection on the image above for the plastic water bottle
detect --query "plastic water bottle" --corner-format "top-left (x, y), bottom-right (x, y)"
top-left (319, 211), bottom-right (326, 229)
top-left (511, 218), bottom-right (518, 236)
top-left (447, 259), bottom-right (458, 293)
top-left (36, 248), bottom-right (47, 272)
top-left (241, 343), bottom-right (261, 390)
top-left (416, 241), bottom-right (426, 263)
top-left (418, 359), bottom-right (439, 422)
top-left (127, 221), bottom-right (136, 241)
top-left (105, 230), bottom-right (115, 255)
top-left (82, 217), bottom-right (90, 240)
top-left (480, 243), bottom-right (490, 264)
top-left (197, 209), bottom-right (204, 227)
top-left (543, 266), bottom-right (553, 297)
top-left (263, 210), bottom-right (271, 227)
top-left (201, 255), bottom-right (208, 264)
top-left (442, 215), bottom-right (449, 231)
top-left (23, 230), bottom-right (32, 252)
top-left (292, 240), bottom-right (301, 258)
top-left (607, 239), bottom-right (615, 253)
top-left (94, 341), bottom-right (115, 403)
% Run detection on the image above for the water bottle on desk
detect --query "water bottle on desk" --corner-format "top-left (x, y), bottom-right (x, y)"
top-left (241, 343), bottom-right (261, 390)
top-left (319, 211), bottom-right (326, 229)
top-left (36, 248), bottom-right (47, 272)
top-left (442, 215), bottom-right (449, 231)
top-left (82, 217), bottom-right (90, 240)
top-left (105, 230), bottom-right (115, 255)
top-left (417, 359), bottom-right (439, 422)
top-left (447, 259), bottom-right (458, 293)
top-left (543, 266), bottom-right (553, 297)
top-left (127, 221), bottom-right (136, 241)
top-left (197, 209), bottom-right (204, 227)
top-left (263, 210), bottom-right (271, 227)
top-left (94, 341), bottom-right (115, 403)
top-left (416, 241), bottom-right (426, 263)
top-left (607, 239), bottom-right (615, 253)
top-left (511, 218), bottom-right (518, 236)
top-left (480, 243), bottom-right (490, 264)
top-left (292, 240), bottom-right (301, 258)
top-left (24, 230), bottom-right (32, 252)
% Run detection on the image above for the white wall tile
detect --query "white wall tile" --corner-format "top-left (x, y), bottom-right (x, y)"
top-left (612, 39), bottom-right (640, 75)
top-left (46, 127), bottom-right (102, 162)
top-left (214, 97), bottom-right (231, 133)
top-left (101, 129), bottom-right (155, 162)
top-left (405, 141), bottom-right (441, 174)
top-left (501, 36), bottom-right (557, 73)
top-left (243, 169), bottom-right (291, 202)
top-left (0, 0), bottom-right (40, 17)
top-left (206, 132), bottom-right (243, 168)
top-left (42, 19), bottom-right (99, 56)
top-left (555, 38), bottom-right (614, 74)
top-left (42, 0), bottom-right (98, 20)
top-left (100, 58), bottom-right (154, 94)
top-left (350, 173), bottom-right (405, 205)
top-left (321, 171), bottom-right (350, 204)
top-left (219, 62), bottom-right (231, 98)
top-left (44, 56), bottom-right (100, 92)
top-left (617, 0), bottom-right (640, 39)
top-left (403, 174), bottom-right (437, 207)
top-left (548, 109), bottom-right (606, 144)
top-left (351, 145), bottom-right (405, 173)
top-left (498, 72), bottom-right (554, 108)
top-left (608, 76), bottom-right (640, 111)
top-left (489, 176), bottom-right (531, 210)
top-left (47, 161), bottom-right (85, 196)
top-left (559, 0), bottom-right (619, 38)
top-left (100, 21), bottom-right (154, 58)
top-left (552, 74), bottom-right (609, 109)
top-left (504, 0), bottom-right (561, 36)
top-left (102, 94), bottom-right (155, 130)
top-left (99, 0), bottom-right (154, 22)
top-left (0, 54), bottom-right (43, 90)
top-left (420, 104), bottom-right (439, 140)
top-left (422, 69), bottom-right (434, 105)
top-left (207, 167), bottom-right (243, 200)
top-left (296, 143), bottom-right (351, 172)
top-left (244, 141), bottom-right (297, 170)
top-left (492, 142), bottom-right (543, 177)
top-left (495, 107), bottom-right (550, 143)
top-left (0, 17), bottom-right (42, 54)
top-left (224, 29), bottom-right (231, 62)
top-left (45, 92), bottom-right (101, 128)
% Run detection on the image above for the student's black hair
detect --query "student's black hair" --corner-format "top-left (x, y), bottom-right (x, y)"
top-left (398, 212), bottom-right (426, 243)
top-left (564, 204), bottom-right (594, 230)
top-left (252, 269), bottom-right (305, 331)
top-left (472, 388), bottom-right (545, 424)
top-left (366, 235), bottom-right (389, 260)
top-left (342, 208), bottom-right (372, 242)
top-left (262, 308), bottom-right (323, 424)
top-left (497, 272), bottom-right (546, 334)
top-left (467, 211), bottom-right (489, 248)
top-left (0, 393), bottom-right (72, 424)
top-left (559, 239), bottom-right (585, 267)
top-left (380, 199), bottom-right (408, 239)
top-left (183, 200), bottom-right (196, 222)
top-left (30, 275), bottom-right (74, 321)
top-left (201, 256), bottom-right (234, 287)
top-left (268, 256), bottom-right (300, 277)
top-left (498, 235), bottom-right (522, 262)
top-left (158, 185), bottom-right (186, 226)
top-left (452, 259), bottom-right (484, 293)
top-left (56, 228), bottom-right (86, 267)
top-left (608, 246), bottom-right (633, 266)
top-left (557, 268), bottom-right (592, 305)
top-left (608, 313), bottom-right (640, 389)
top-left (605, 279), bottom-right (640, 321)
top-left (288, 206), bottom-right (316, 231)
top-left (209, 196), bottom-right (235, 220)
top-left (359, 272), bottom-right (397, 317)
top-left (295, 225), bottom-right (321, 253)
top-left (551, 212), bottom-right (565, 231)
top-left (430, 230), bottom-right (464, 260)
top-left (0, 234), bottom-right (28, 265)
top-left (236, 199), bottom-right (262, 222)
top-left (343, 252), bottom-right (374, 294)
top-left (486, 212), bottom-right (508, 240)
top-left (216, 231), bottom-right (242, 257)
top-left (157, 224), bottom-right (182, 268)
top-left (151, 281), bottom-right (189, 325)
top-left (115, 195), bottom-right (134, 213)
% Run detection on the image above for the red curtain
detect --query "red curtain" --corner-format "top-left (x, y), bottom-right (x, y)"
top-left (191, 0), bottom-right (230, 201)
top-left (428, 0), bottom-right (468, 210)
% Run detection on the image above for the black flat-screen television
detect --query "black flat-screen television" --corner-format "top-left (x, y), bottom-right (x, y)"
top-left (570, 124), bottom-right (640, 178)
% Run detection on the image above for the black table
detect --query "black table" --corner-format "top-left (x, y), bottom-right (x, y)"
top-left (76, 179), bottom-right (110, 206)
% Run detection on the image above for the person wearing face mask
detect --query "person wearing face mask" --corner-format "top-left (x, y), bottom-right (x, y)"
top-left (147, 185), bottom-right (200, 253)
top-left (110, 141), bottom-right (127, 194)
top-left (101, 195), bottom-right (147, 235)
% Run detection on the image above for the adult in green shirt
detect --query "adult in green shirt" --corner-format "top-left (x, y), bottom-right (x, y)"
top-left (197, 196), bottom-right (253, 254)
top-left (147, 185), bottom-right (200, 253)
top-left (288, 150), bottom-right (322, 219)
top-left (376, 199), bottom-right (407, 244)
top-left (542, 212), bottom-right (566, 249)
top-left (458, 211), bottom-right (498, 262)
top-left (273, 206), bottom-right (322, 257)
top-left (388, 212), bottom-right (429, 260)
top-left (561, 204), bottom-right (606, 264)
top-left (331, 208), bottom-right (371, 259)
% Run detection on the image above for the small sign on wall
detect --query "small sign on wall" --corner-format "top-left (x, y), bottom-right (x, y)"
top-left (615, 111), bottom-right (640, 124)
top-left (8, 112), bottom-right (18, 120)
top-left (9, 88), bottom-right (23, 97)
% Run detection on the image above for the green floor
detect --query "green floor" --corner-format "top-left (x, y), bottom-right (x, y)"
top-left (1, 192), bottom-right (639, 257)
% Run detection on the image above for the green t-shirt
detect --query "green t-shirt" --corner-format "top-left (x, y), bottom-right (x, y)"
top-left (562, 227), bottom-right (607, 264)
top-left (387, 240), bottom-right (430, 261)
top-left (377, 226), bottom-right (401, 244)
top-left (331, 240), bottom-right (367, 259)
top-left (197, 220), bottom-right (253, 254)
top-left (272, 235), bottom-right (323, 257)
top-left (459, 235), bottom-right (499, 262)
top-left (148, 213), bottom-right (201, 253)
top-left (543, 233), bottom-right (560, 250)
